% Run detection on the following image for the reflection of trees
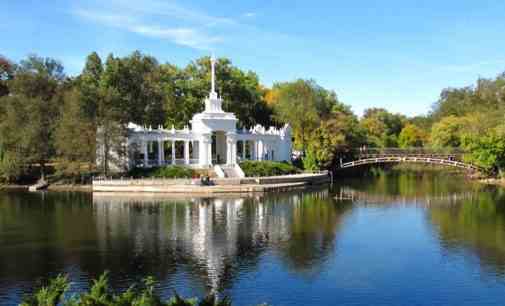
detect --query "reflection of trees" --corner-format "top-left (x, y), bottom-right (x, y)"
top-left (275, 192), bottom-right (351, 276)
top-left (0, 192), bottom-right (96, 278)
top-left (0, 189), bottom-right (352, 302)
top-left (0, 192), bottom-right (97, 300)
top-left (429, 188), bottom-right (505, 275)
top-left (92, 189), bottom-right (351, 291)
top-left (337, 170), bottom-right (484, 199)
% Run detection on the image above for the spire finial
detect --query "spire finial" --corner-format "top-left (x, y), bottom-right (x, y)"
top-left (210, 54), bottom-right (216, 95)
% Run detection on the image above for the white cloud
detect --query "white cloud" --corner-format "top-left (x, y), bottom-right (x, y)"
top-left (107, 0), bottom-right (235, 27)
top-left (131, 25), bottom-right (222, 49)
top-left (72, 1), bottom-right (233, 50)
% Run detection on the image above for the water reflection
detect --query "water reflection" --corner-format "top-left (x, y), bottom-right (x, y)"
top-left (92, 190), bottom-right (351, 292)
top-left (429, 189), bottom-right (505, 276)
top-left (337, 171), bottom-right (505, 277)
top-left (0, 188), bottom-right (351, 304)
top-left (4, 172), bottom-right (505, 305)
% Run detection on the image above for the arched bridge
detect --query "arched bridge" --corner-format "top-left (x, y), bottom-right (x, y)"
top-left (339, 148), bottom-right (483, 172)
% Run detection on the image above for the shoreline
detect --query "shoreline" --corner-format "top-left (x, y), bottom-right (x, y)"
top-left (0, 173), bottom-right (330, 194)
top-left (479, 178), bottom-right (505, 188)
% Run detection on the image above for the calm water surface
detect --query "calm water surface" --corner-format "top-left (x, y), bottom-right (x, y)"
top-left (2, 172), bottom-right (505, 305)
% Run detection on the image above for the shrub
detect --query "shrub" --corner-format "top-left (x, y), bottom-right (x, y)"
top-left (239, 161), bottom-right (299, 177)
top-left (128, 166), bottom-right (194, 179)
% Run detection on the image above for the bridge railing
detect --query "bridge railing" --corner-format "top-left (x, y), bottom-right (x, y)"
top-left (354, 147), bottom-right (467, 159)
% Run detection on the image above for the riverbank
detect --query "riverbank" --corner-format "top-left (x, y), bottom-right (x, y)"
top-left (0, 183), bottom-right (92, 192)
top-left (0, 172), bottom-right (330, 194)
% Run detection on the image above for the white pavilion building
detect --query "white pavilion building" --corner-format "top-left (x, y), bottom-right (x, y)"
top-left (122, 57), bottom-right (292, 170)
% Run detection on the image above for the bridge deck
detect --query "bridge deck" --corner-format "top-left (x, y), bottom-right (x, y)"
top-left (340, 155), bottom-right (482, 172)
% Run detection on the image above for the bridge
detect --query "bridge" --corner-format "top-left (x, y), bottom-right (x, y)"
top-left (338, 148), bottom-right (483, 173)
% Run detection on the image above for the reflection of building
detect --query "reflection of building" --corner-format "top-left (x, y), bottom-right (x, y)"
top-left (92, 189), bottom-right (344, 291)
top-left (98, 56), bottom-right (292, 170)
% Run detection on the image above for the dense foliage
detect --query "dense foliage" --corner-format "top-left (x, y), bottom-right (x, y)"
top-left (0, 52), bottom-right (274, 182)
top-left (21, 272), bottom-right (243, 306)
top-left (239, 161), bottom-right (299, 177)
top-left (1, 50), bottom-right (504, 181)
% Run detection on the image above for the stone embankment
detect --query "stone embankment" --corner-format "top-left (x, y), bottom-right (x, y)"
top-left (92, 172), bottom-right (330, 194)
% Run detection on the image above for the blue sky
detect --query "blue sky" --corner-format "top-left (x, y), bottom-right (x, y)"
top-left (2, 0), bottom-right (505, 116)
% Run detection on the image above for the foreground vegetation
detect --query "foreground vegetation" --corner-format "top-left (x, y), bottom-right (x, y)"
top-left (1, 52), bottom-right (505, 183)
top-left (239, 161), bottom-right (299, 177)
top-left (21, 273), bottom-right (257, 306)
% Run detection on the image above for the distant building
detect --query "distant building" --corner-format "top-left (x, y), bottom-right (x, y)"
top-left (99, 56), bottom-right (292, 171)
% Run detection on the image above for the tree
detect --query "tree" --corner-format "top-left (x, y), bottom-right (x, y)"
top-left (398, 124), bottom-right (427, 148)
top-left (79, 52), bottom-right (103, 120)
top-left (54, 89), bottom-right (96, 178)
top-left (429, 115), bottom-right (470, 148)
top-left (272, 79), bottom-right (321, 153)
top-left (95, 87), bottom-right (127, 175)
top-left (360, 108), bottom-right (405, 147)
top-left (306, 107), bottom-right (365, 169)
top-left (0, 95), bottom-right (55, 180)
top-left (1, 55), bottom-right (64, 179)
top-left (100, 51), bottom-right (164, 126)
top-left (462, 131), bottom-right (505, 174)
top-left (0, 55), bottom-right (13, 97)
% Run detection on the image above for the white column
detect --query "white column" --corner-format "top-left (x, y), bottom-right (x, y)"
top-left (257, 140), bottom-right (263, 161)
top-left (226, 139), bottom-right (231, 165)
top-left (158, 140), bottom-right (164, 166)
top-left (208, 139), bottom-right (212, 165)
top-left (242, 141), bottom-right (246, 161)
top-left (251, 140), bottom-right (256, 160)
top-left (199, 135), bottom-right (211, 167)
top-left (171, 140), bottom-right (176, 165)
top-left (184, 141), bottom-right (190, 165)
top-left (143, 141), bottom-right (149, 167)
top-left (233, 141), bottom-right (237, 164)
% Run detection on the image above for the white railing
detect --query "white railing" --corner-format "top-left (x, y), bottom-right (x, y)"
top-left (93, 177), bottom-right (197, 186)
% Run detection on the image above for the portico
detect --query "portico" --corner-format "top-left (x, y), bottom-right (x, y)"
top-left (122, 56), bottom-right (292, 170)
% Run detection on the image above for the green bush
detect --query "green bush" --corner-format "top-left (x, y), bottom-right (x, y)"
top-left (21, 272), bottom-right (242, 306)
top-left (239, 161), bottom-right (299, 177)
top-left (128, 166), bottom-right (194, 179)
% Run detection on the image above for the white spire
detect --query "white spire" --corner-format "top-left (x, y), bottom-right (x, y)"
top-left (210, 54), bottom-right (216, 95)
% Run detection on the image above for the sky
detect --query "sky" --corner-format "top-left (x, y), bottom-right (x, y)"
top-left (2, 0), bottom-right (505, 116)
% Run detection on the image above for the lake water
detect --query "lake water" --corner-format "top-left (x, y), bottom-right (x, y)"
top-left (2, 171), bottom-right (505, 305)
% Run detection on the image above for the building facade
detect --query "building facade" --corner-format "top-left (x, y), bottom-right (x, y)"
top-left (121, 57), bottom-right (292, 170)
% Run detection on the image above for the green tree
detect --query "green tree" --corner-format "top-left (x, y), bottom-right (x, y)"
top-left (272, 79), bottom-right (321, 153)
top-left (462, 126), bottom-right (505, 174)
top-left (360, 108), bottom-right (405, 147)
top-left (0, 55), bottom-right (13, 97)
top-left (398, 124), bottom-right (427, 148)
top-left (0, 55), bottom-right (64, 179)
top-left (306, 107), bottom-right (365, 169)
top-left (429, 115), bottom-right (470, 148)
top-left (100, 51), bottom-right (164, 126)
top-left (54, 89), bottom-right (96, 178)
